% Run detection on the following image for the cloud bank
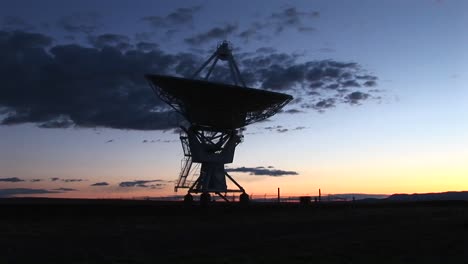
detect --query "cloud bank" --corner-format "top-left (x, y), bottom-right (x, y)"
top-left (0, 16), bottom-right (379, 131)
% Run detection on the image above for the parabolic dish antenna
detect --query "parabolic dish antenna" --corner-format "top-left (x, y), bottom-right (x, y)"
top-left (146, 41), bottom-right (292, 204)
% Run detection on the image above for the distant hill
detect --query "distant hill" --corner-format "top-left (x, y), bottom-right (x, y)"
top-left (387, 191), bottom-right (468, 202)
top-left (327, 194), bottom-right (389, 200)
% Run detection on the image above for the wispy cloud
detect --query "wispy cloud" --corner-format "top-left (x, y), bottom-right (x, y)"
top-left (57, 13), bottom-right (100, 34)
top-left (51, 188), bottom-right (77, 192)
top-left (185, 24), bottom-right (237, 45)
top-left (88, 33), bottom-right (131, 50)
top-left (0, 188), bottom-right (61, 197)
top-left (0, 177), bottom-right (24, 182)
top-left (283, 109), bottom-right (304, 114)
top-left (225, 166), bottom-right (298, 177)
top-left (49, 177), bottom-right (85, 183)
top-left (142, 6), bottom-right (202, 29)
top-left (269, 7), bottom-right (319, 33)
top-left (237, 7), bottom-right (319, 42)
top-left (2, 16), bottom-right (35, 31)
top-left (62, 179), bottom-right (85, 183)
top-left (119, 180), bottom-right (165, 189)
top-left (90, 182), bottom-right (109, 186)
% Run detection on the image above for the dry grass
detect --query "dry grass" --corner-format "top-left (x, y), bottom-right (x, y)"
top-left (1, 199), bottom-right (467, 263)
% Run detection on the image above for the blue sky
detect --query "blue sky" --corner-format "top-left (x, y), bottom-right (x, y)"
top-left (0, 0), bottom-right (467, 198)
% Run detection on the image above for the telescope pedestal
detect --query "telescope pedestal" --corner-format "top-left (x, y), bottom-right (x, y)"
top-left (176, 125), bottom-right (248, 203)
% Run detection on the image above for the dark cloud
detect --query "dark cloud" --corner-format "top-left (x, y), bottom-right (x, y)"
top-left (341, 80), bottom-right (361, 88)
top-left (136, 42), bottom-right (159, 52)
top-left (311, 98), bottom-right (336, 111)
top-left (269, 7), bottom-right (319, 33)
top-left (185, 24), bottom-right (238, 45)
top-left (88, 34), bottom-right (131, 50)
top-left (325, 83), bottom-right (339, 90)
top-left (239, 53), bottom-right (379, 110)
top-left (345, 91), bottom-right (370, 104)
top-left (52, 188), bottom-right (77, 191)
top-left (119, 180), bottom-right (165, 188)
top-left (300, 99), bottom-right (336, 112)
top-left (238, 27), bottom-right (258, 42)
top-left (309, 81), bottom-right (324, 88)
top-left (298, 26), bottom-right (316, 32)
top-left (106, 139), bottom-right (114, 143)
top-left (241, 55), bottom-right (370, 94)
top-left (150, 139), bottom-right (177, 143)
top-left (90, 182), bottom-right (109, 186)
top-left (225, 166), bottom-right (298, 177)
top-left (356, 75), bottom-right (378, 81)
top-left (236, 7), bottom-right (319, 42)
top-left (48, 177), bottom-right (84, 182)
top-left (264, 125), bottom-right (283, 131)
top-left (38, 117), bottom-right (74, 128)
top-left (142, 6), bottom-right (202, 29)
top-left (256, 47), bottom-right (276, 54)
top-left (2, 16), bottom-right (34, 31)
top-left (62, 179), bottom-right (84, 183)
top-left (0, 30), bottom-right (52, 49)
top-left (318, 47), bottom-right (336, 53)
top-left (0, 177), bottom-right (24, 182)
top-left (363, 80), bottom-right (377, 87)
top-left (0, 30), bottom-right (177, 130)
top-left (261, 64), bottom-right (305, 90)
top-left (0, 30), bottom-right (380, 130)
top-left (147, 184), bottom-right (165, 189)
top-left (134, 32), bottom-right (153, 42)
top-left (0, 188), bottom-right (61, 197)
top-left (283, 108), bottom-right (303, 114)
top-left (30, 179), bottom-right (42, 182)
top-left (165, 29), bottom-right (180, 39)
top-left (237, 22), bottom-right (270, 42)
top-left (143, 139), bottom-right (174, 143)
top-left (262, 125), bottom-right (306, 133)
top-left (57, 13), bottom-right (100, 34)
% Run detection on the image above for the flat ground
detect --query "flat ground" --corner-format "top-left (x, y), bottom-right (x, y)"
top-left (1, 199), bottom-right (467, 263)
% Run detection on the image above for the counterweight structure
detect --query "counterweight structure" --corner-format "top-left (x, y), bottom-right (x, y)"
top-left (146, 41), bottom-right (292, 203)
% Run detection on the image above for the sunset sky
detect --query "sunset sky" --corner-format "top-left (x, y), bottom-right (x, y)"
top-left (0, 0), bottom-right (467, 199)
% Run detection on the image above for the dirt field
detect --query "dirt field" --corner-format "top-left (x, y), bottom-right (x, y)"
top-left (1, 199), bottom-right (467, 263)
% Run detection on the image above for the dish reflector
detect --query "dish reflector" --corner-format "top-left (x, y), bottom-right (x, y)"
top-left (146, 74), bottom-right (293, 129)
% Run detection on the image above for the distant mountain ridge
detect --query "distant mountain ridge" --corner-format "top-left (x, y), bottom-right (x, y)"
top-left (387, 191), bottom-right (468, 202)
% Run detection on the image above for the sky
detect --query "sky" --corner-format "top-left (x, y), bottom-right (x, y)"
top-left (0, 0), bottom-right (467, 199)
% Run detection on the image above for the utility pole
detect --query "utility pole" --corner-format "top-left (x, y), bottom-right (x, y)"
top-left (277, 187), bottom-right (280, 203)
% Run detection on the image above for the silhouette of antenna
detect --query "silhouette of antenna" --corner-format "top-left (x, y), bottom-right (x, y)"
top-left (146, 41), bottom-right (292, 205)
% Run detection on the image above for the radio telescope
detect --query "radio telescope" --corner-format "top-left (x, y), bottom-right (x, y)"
top-left (146, 41), bottom-right (292, 204)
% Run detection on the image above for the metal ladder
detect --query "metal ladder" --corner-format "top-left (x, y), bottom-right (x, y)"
top-left (174, 156), bottom-right (192, 191)
top-left (174, 132), bottom-right (193, 191)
